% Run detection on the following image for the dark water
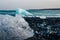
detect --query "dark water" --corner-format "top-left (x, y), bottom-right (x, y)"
top-left (27, 9), bottom-right (60, 16)
top-left (0, 9), bottom-right (60, 16)
top-left (0, 10), bottom-right (16, 16)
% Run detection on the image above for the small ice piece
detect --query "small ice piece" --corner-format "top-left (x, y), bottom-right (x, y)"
top-left (16, 8), bottom-right (33, 17)
top-left (39, 16), bottom-right (46, 19)
top-left (0, 14), bottom-right (34, 40)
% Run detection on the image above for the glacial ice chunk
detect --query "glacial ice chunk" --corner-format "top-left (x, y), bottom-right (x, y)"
top-left (0, 14), bottom-right (34, 40)
top-left (16, 8), bottom-right (33, 17)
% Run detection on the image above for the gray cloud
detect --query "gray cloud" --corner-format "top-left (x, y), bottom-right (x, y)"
top-left (0, 0), bottom-right (60, 10)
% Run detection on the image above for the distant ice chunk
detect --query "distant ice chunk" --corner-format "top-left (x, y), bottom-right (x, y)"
top-left (16, 8), bottom-right (33, 17)
top-left (0, 14), bottom-right (34, 40)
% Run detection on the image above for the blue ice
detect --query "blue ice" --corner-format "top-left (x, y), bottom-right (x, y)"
top-left (16, 8), bottom-right (33, 17)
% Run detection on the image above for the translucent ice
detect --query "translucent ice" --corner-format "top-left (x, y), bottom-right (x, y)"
top-left (0, 14), bottom-right (34, 40)
top-left (16, 8), bottom-right (33, 17)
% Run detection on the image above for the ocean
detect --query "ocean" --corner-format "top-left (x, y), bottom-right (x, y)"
top-left (0, 9), bottom-right (60, 17)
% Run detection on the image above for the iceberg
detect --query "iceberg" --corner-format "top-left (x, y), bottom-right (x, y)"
top-left (0, 14), bottom-right (34, 40)
top-left (16, 8), bottom-right (33, 17)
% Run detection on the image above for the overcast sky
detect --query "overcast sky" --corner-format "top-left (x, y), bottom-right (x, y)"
top-left (0, 0), bottom-right (60, 10)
